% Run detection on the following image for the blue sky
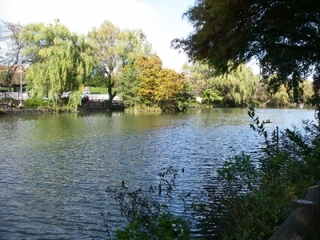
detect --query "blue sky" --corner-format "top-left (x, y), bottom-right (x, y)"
top-left (0, 0), bottom-right (195, 72)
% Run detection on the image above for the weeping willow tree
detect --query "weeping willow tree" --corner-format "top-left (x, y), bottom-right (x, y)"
top-left (182, 61), bottom-right (215, 97)
top-left (20, 20), bottom-right (95, 109)
top-left (184, 61), bottom-right (258, 106)
top-left (222, 64), bottom-right (258, 106)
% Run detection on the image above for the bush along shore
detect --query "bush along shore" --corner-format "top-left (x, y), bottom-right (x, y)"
top-left (0, 97), bottom-right (127, 115)
top-left (0, 98), bottom-right (62, 114)
top-left (0, 107), bottom-right (54, 115)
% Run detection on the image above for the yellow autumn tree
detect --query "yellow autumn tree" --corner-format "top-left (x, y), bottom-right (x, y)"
top-left (156, 68), bottom-right (186, 111)
top-left (135, 54), bottom-right (162, 106)
top-left (135, 54), bottom-right (188, 110)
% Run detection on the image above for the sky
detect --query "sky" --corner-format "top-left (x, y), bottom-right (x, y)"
top-left (0, 0), bottom-right (196, 72)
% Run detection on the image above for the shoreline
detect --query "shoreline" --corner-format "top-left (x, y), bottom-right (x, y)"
top-left (0, 104), bottom-right (126, 116)
top-left (0, 108), bottom-right (54, 115)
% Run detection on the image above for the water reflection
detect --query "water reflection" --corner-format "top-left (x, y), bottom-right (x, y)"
top-left (0, 108), bottom-right (315, 239)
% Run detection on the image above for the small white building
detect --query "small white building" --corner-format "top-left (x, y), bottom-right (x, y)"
top-left (0, 92), bottom-right (29, 100)
top-left (196, 96), bottom-right (202, 103)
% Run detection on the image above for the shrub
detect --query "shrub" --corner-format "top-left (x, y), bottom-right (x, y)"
top-left (104, 167), bottom-right (191, 240)
top-left (23, 98), bottom-right (50, 109)
top-left (214, 108), bottom-right (320, 239)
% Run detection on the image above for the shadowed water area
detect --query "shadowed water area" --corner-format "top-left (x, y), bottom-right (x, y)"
top-left (0, 108), bottom-right (315, 239)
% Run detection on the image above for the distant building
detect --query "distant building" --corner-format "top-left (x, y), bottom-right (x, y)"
top-left (196, 97), bottom-right (202, 103)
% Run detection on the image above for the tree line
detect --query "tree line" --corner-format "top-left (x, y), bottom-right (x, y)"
top-left (0, 19), bottom-right (189, 111)
top-left (184, 61), bottom-right (313, 108)
top-left (0, 19), bottom-right (313, 111)
top-left (1, 0), bottom-right (320, 238)
top-left (173, 0), bottom-right (320, 113)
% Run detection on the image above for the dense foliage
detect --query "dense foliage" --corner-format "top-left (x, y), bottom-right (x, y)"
top-left (184, 62), bottom-right (258, 106)
top-left (0, 19), bottom-right (194, 111)
top-left (20, 20), bottom-right (94, 109)
top-left (173, 0), bottom-right (320, 108)
top-left (1, 11), bottom-right (316, 111)
top-left (212, 109), bottom-right (320, 239)
top-left (105, 167), bottom-right (191, 239)
top-left (134, 55), bottom-right (190, 111)
top-left (87, 21), bottom-right (151, 105)
top-left (183, 61), bottom-right (313, 107)
top-left (22, 98), bottom-right (50, 109)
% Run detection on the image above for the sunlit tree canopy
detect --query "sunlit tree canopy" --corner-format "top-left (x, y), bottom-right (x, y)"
top-left (21, 20), bottom-right (94, 101)
top-left (173, 0), bottom-right (320, 102)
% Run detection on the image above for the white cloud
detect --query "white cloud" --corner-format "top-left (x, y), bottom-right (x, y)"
top-left (0, 0), bottom-right (194, 72)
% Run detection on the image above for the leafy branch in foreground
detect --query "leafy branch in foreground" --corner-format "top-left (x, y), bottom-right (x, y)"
top-left (214, 109), bottom-right (320, 239)
top-left (104, 167), bottom-right (191, 240)
top-left (248, 107), bottom-right (271, 141)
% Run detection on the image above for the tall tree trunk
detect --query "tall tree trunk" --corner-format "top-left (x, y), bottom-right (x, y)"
top-left (106, 76), bottom-right (116, 105)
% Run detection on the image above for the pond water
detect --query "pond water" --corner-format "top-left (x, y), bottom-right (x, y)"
top-left (0, 108), bottom-right (315, 239)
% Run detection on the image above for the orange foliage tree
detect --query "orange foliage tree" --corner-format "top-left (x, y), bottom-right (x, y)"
top-left (135, 54), bottom-right (162, 107)
top-left (156, 68), bottom-right (186, 110)
top-left (135, 54), bottom-right (188, 111)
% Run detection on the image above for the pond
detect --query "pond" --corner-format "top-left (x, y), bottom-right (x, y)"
top-left (0, 108), bottom-right (315, 239)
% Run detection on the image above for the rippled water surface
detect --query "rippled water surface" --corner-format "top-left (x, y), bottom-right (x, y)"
top-left (0, 108), bottom-right (315, 239)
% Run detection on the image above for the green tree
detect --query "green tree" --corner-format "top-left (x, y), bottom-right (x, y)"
top-left (200, 89), bottom-right (223, 105)
top-left (300, 80), bottom-right (313, 105)
top-left (21, 20), bottom-right (94, 107)
top-left (173, 0), bottom-right (320, 112)
top-left (117, 29), bottom-right (152, 69)
top-left (88, 23), bottom-right (152, 106)
top-left (255, 75), bottom-right (313, 107)
top-left (117, 29), bottom-right (152, 107)
top-left (184, 61), bottom-right (257, 106)
top-left (269, 85), bottom-right (289, 107)
top-left (88, 21), bottom-right (119, 104)
top-left (223, 64), bottom-right (257, 106)
top-left (182, 61), bottom-right (215, 96)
